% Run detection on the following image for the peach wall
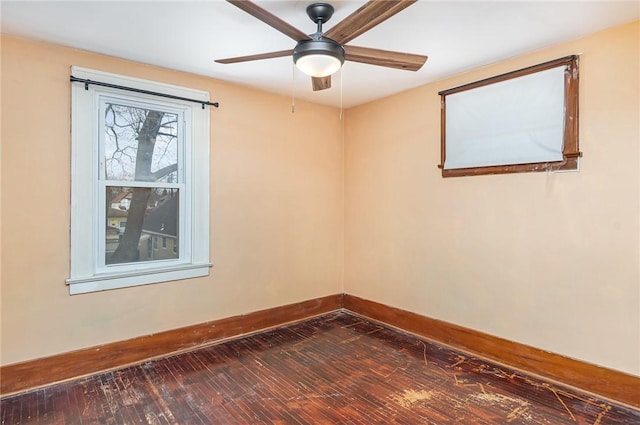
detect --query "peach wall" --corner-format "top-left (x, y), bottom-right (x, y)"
top-left (345, 21), bottom-right (640, 376)
top-left (2, 21), bottom-right (639, 378)
top-left (0, 36), bottom-right (344, 365)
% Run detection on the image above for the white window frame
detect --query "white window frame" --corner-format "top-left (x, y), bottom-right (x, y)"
top-left (67, 67), bottom-right (211, 294)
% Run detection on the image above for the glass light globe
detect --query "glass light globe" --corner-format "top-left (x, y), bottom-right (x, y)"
top-left (295, 54), bottom-right (342, 78)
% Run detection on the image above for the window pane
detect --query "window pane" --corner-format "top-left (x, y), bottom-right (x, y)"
top-left (103, 103), bottom-right (178, 183)
top-left (106, 186), bottom-right (179, 265)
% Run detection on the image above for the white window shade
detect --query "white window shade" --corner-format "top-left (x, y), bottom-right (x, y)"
top-left (444, 66), bottom-right (566, 170)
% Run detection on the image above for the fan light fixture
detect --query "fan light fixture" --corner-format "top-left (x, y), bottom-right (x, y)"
top-left (216, 1), bottom-right (428, 93)
top-left (291, 3), bottom-right (344, 78)
top-left (293, 38), bottom-right (345, 77)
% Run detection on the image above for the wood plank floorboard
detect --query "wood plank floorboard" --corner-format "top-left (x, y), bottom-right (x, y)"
top-left (1, 312), bottom-right (639, 424)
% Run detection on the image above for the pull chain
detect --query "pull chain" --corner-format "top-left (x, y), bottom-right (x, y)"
top-left (339, 66), bottom-right (344, 120)
top-left (291, 63), bottom-right (296, 113)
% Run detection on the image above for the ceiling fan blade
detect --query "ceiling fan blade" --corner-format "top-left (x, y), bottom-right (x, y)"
top-left (227, 0), bottom-right (311, 42)
top-left (344, 45), bottom-right (427, 71)
top-left (312, 76), bottom-right (332, 91)
top-left (324, 0), bottom-right (417, 45)
top-left (215, 49), bottom-right (292, 64)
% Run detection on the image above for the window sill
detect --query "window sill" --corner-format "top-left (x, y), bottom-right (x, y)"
top-left (66, 263), bottom-right (213, 295)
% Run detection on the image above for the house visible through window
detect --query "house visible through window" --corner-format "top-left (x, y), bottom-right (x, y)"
top-left (68, 67), bottom-right (212, 294)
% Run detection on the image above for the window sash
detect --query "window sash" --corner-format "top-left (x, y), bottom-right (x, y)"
top-left (98, 96), bottom-right (185, 183)
top-left (96, 95), bottom-right (189, 273)
top-left (97, 183), bottom-right (186, 273)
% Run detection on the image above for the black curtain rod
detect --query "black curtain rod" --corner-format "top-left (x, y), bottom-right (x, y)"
top-left (70, 76), bottom-right (219, 109)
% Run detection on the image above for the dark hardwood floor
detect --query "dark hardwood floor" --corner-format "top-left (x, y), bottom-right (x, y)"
top-left (2, 312), bottom-right (639, 424)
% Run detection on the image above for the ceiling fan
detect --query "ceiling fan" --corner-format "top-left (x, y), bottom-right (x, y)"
top-left (216, 0), bottom-right (428, 91)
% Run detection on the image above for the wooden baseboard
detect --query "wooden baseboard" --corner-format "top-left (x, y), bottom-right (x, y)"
top-left (3, 292), bottom-right (638, 409)
top-left (0, 294), bottom-right (343, 397)
top-left (343, 294), bottom-right (640, 408)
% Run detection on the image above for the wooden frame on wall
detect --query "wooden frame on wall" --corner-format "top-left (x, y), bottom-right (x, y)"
top-left (438, 55), bottom-right (581, 177)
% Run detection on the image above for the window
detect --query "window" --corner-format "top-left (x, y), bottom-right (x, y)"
top-left (67, 67), bottom-right (211, 294)
top-left (438, 56), bottom-right (580, 177)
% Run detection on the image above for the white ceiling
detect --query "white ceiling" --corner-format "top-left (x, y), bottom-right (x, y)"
top-left (1, 1), bottom-right (638, 108)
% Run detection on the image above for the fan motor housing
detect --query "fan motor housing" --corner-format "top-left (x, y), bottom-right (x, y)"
top-left (293, 37), bottom-right (345, 65)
